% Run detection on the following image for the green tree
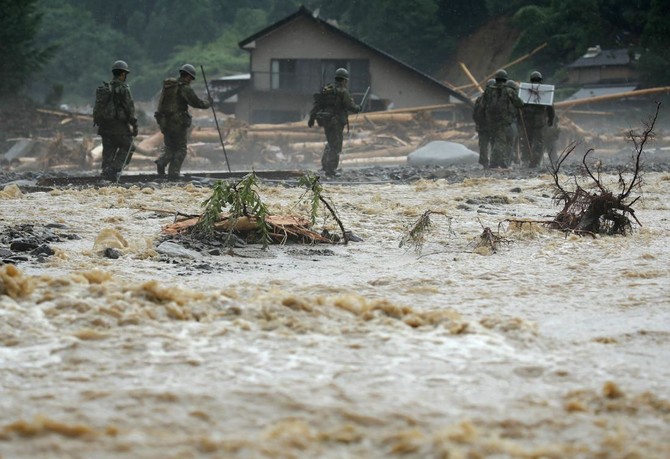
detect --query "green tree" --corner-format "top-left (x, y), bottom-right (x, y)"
top-left (0, 0), bottom-right (53, 96)
top-left (344, 0), bottom-right (452, 73)
top-left (639, 0), bottom-right (670, 87)
top-left (32, 0), bottom-right (141, 103)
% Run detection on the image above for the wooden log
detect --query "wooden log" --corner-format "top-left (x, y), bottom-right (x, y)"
top-left (459, 62), bottom-right (483, 94)
top-left (247, 131), bottom-right (325, 143)
top-left (341, 145), bottom-right (415, 160)
top-left (138, 131), bottom-right (163, 151)
top-left (341, 156), bottom-right (407, 165)
top-left (555, 86), bottom-right (670, 109)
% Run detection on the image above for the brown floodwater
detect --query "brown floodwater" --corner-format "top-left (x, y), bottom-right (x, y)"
top-left (1, 172), bottom-right (669, 458)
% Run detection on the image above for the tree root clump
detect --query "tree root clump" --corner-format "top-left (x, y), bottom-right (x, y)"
top-left (548, 103), bottom-right (659, 236)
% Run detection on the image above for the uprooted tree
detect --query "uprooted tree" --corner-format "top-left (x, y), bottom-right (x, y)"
top-left (162, 172), bottom-right (347, 249)
top-left (548, 103), bottom-right (660, 236)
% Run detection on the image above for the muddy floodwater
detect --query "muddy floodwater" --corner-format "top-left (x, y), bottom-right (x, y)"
top-left (1, 170), bottom-right (669, 458)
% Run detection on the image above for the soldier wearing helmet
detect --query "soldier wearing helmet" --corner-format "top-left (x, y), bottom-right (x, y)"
top-left (95, 60), bottom-right (138, 181)
top-left (480, 69), bottom-right (524, 168)
top-left (519, 70), bottom-right (555, 168)
top-left (472, 79), bottom-right (496, 168)
top-left (307, 67), bottom-right (361, 177)
top-left (154, 64), bottom-right (212, 179)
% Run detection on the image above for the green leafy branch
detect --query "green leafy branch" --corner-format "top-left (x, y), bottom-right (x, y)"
top-left (194, 172), bottom-right (272, 249)
top-left (298, 172), bottom-right (348, 243)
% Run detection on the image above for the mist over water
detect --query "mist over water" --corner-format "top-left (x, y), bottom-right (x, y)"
top-left (1, 172), bottom-right (669, 458)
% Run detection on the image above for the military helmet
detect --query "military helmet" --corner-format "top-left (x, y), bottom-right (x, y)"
top-left (530, 70), bottom-right (543, 82)
top-left (507, 80), bottom-right (519, 89)
top-left (179, 64), bottom-right (197, 79)
top-left (335, 68), bottom-right (349, 80)
top-left (494, 69), bottom-right (508, 81)
top-left (112, 60), bottom-right (130, 73)
top-left (486, 79), bottom-right (496, 88)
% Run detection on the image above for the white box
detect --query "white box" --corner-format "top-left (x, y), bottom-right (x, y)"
top-left (518, 82), bottom-right (555, 106)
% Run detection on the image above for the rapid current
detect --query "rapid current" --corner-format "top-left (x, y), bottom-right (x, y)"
top-left (1, 169), bottom-right (669, 458)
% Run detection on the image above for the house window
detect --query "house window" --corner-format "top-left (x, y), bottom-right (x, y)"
top-left (270, 59), bottom-right (370, 94)
top-left (271, 59), bottom-right (297, 90)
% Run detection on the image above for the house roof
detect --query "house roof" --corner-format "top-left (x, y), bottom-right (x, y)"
top-left (566, 84), bottom-right (638, 101)
top-left (567, 48), bottom-right (636, 69)
top-left (238, 6), bottom-right (471, 105)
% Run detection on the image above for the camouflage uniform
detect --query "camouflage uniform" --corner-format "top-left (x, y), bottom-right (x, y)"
top-left (520, 102), bottom-right (555, 167)
top-left (543, 118), bottom-right (560, 165)
top-left (308, 78), bottom-right (360, 176)
top-left (473, 92), bottom-right (491, 168)
top-left (97, 76), bottom-right (137, 180)
top-left (155, 73), bottom-right (210, 179)
top-left (482, 80), bottom-right (524, 168)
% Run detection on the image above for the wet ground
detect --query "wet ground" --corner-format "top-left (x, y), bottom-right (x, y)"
top-left (1, 158), bottom-right (669, 458)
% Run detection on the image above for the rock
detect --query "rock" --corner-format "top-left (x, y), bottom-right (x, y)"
top-left (10, 240), bottom-right (38, 252)
top-left (407, 141), bottom-right (479, 167)
top-left (31, 244), bottom-right (54, 257)
top-left (156, 241), bottom-right (202, 259)
top-left (104, 248), bottom-right (122, 259)
top-left (0, 248), bottom-right (12, 258)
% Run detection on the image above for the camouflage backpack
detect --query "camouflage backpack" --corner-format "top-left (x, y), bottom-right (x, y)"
top-left (93, 81), bottom-right (118, 126)
top-left (484, 85), bottom-right (511, 125)
top-left (154, 78), bottom-right (182, 129)
top-left (312, 84), bottom-right (339, 126)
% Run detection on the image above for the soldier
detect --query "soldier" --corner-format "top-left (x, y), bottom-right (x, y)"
top-left (307, 68), bottom-right (361, 177)
top-left (95, 60), bottom-right (137, 181)
top-left (154, 64), bottom-right (212, 180)
top-left (482, 69), bottom-right (524, 169)
top-left (473, 79), bottom-right (496, 168)
top-left (506, 79), bottom-right (521, 165)
top-left (519, 71), bottom-right (555, 168)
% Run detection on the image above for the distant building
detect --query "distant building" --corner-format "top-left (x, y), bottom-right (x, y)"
top-left (565, 46), bottom-right (640, 102)
top-left (566, 46), bottom-right (639, 85)
top-left (233, 6), bottom-right (469, 124)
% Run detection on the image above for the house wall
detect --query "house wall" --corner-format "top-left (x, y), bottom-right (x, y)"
top-left (568, 66), bottom-right (639, 85)
top-left (236, 16), bottom-right (452, 123)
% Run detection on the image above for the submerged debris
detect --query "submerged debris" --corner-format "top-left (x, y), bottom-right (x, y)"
top-left (399, 210), bottom-right (453, 254)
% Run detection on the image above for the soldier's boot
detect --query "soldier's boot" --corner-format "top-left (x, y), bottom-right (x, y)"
top-left (155, 159), bottom-right (166, 177)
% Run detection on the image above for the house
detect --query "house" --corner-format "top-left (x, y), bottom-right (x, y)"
top-left (566, 46), bottom-right (639, 85)
top-left (564, 46), bottom-right (640, 102)
top-left (234, 6), bottom-right (470, 124)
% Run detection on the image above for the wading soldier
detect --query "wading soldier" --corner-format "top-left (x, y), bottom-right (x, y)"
top-left (482, 69), bottom-right (524, 169)
top-left (94, 60), bottom-right (137, 181)
top-left (473, 79), bottom-right (496, 168)
top-left (519, 71), bottom-right (555, 168)
top-left (154, 64), bottom-right (211, 180)
top-left (307, 68), bottom-right (361, 177)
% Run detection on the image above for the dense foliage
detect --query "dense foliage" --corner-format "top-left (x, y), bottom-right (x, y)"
top-left (2, 0), bottom-right (668, 104)
top-left (0, 0), bottom-right (54, 97)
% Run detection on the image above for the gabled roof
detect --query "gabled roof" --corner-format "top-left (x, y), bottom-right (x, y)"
top-left (238, 6), bottom-right (471, 105)
top-left (567, 48), bottom-right (637, 69)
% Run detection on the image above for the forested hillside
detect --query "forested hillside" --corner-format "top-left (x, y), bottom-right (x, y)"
top-left (1, 0), bottom-right (668, 104)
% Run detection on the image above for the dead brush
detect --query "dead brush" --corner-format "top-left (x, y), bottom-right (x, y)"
top-left (399, 210), bottom-right (453, 254)
top-left (547, 102), bottom-right (660, 236)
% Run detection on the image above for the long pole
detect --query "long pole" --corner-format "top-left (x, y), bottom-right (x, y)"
top-left (115, 142), bottom-right (134, 184)
top-left (200, 65), bottom-right (231, 172)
